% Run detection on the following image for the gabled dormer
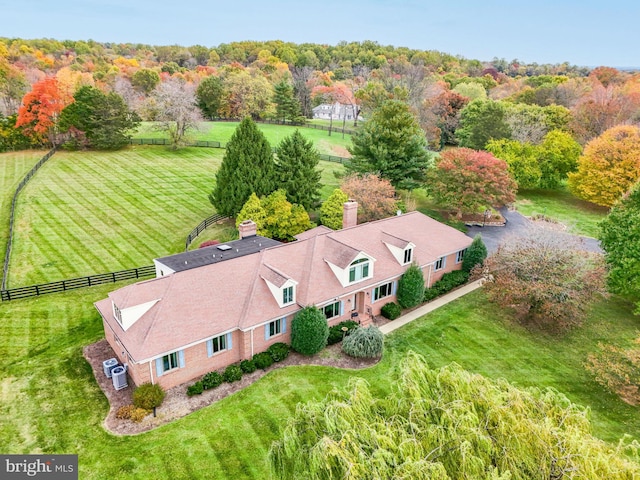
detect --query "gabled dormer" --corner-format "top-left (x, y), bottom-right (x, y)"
top-left (381, 231), bottom-right (415, 266)
top-left (261, 264), bottom-right (298, 308)
top-left (112, 299), bottom-right (159, 331)
top-left (324, 238), bottom-right (376, 288)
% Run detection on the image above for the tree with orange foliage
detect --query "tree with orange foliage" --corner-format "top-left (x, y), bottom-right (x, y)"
top-left (341, 173), bottom-right (398, 222)
top-left (15, 77), bottom-right (67, 144)
top-left (568, 125), bottom-right (640, 207)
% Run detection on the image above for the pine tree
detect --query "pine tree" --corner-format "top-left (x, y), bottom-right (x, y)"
top-left (275, 130), bottom-right (322, 210)
top-left (273, 81), bottom-right (302, 123)
top-left (347, 100), bottom-right (432, 190)
top-left (462, 234), bottom-right (488, 273)
top-left (209, 117), bottom-right (276, 217)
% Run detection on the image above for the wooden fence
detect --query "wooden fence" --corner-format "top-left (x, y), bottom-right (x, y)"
top-left (2, 147), bottom-right (57, 290)
top-left (0, 265), bottom-right (155, 301)
top-left (129, 138), bottom-right (351, 164)
top-left (185, 213), bottom-right (228, 250)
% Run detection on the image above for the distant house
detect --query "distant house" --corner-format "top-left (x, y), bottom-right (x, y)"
top-left (95, 202), bottom-right (472, 390)
top-left (312, 102), bottom-right (361, 122)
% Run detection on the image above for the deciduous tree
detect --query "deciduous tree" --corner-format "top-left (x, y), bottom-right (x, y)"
top-left (599, 182), bottom-right (640, 313)
top-left (347, 100), bottom-right (432, 190)
top-left (427, 148), bottom-right (517, 218)
top-left (455, 98), bottom-right (511, 149)
top-left (151, 77), bottom-right (203, 149)
top-left (275, 130), bottom-right (322, 210)
top-left (270, 352), bottom-right (640, 480)
top-left (209, 117), bottom-right (276, 217)
top-left (131, 68), bottom-right (160, 94)
top-left (221, 69), bottom-right (274, 119)
top-left (341, 173), bottom-right (398, 222)
top-left (568, 125), bottom-right (640, 207)
top-left (196, 75), bottom-right (223, 119)
top-left (59, 85), bottom-right (140, 149)
top-left (319, 188), bottom-right (349, 229)
top-left (15, 76), bottom-right (67, 144)
top-left (261, 189), bottom-right (313, 241)
top-left (482, 228), bottom-right (606, 332)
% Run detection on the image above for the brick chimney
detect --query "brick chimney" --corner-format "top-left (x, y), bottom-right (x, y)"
top-left (238, 220), bottom-right (257, 238)
top-left (342, 200), bottom-right (358, 229)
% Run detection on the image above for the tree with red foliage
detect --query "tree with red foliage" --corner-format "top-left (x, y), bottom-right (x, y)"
top-left (16, 77), bottom-right (67, 145)
top-left (427, 148), bottom-right (516, 218)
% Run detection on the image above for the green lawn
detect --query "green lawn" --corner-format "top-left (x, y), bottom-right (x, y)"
top-left (4, 147), bottom-right (344, 286)
top-left (0, 151), bottom-right (48, 268)
top-left (135, 121), bottom-right (353, 158)
top-left (516, 187), bottom-right (609, 238)
top-left (0, 286), bottom-right (638, 479)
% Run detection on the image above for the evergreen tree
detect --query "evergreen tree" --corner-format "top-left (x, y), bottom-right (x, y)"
top-left (320, 189), bottom-right (349, 230)
top-left (275, 130), bottom-right (322, 210)
top-left (273, 81), bottom-right (302, 123)
top-left (599, 182), bottom-right (640, 313)
top-left (396, 263), bottom-right (425, 308)
top-left (347, 100), bottom-right (432, 190)
top-left (462, 234), bottom-right (488, 273)
top-left (209, 117), bottom-right (276, 217)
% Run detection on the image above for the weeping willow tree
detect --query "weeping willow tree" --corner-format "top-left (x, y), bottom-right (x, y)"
top-left (269, 352), bottom-right (640, 480)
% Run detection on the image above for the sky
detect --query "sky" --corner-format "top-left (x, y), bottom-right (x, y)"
top-left (1, 0), bottom-right (639, 68)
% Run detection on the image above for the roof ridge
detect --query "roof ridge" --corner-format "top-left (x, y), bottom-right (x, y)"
top-left (237, 249), bottom-right (267, 329)
top-left (297, 234), bottom-right (320, 305)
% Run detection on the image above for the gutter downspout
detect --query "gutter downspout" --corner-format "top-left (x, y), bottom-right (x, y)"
top-left (149, 361), bottom-right (154, 385)
top-left (250, 328), bottom-right (254, 357)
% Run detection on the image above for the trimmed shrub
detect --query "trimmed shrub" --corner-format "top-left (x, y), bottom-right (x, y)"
top-left (424, 270), bottom-right (469, 301)
top-left (133, 382), bottom-right (165, 410)
top-left (396, 264), bottom-right (425, 308)
top-left (380, 302), bottom-right (402, 320)
top-left (223, 364), bottom-right (243, 383)
top-left (202, 371), bottom-right (223, 390)
top-left (240, 359), bottom-right (257, 374)
top-left (462, 234), bottom-right (487, 273)
top-left (253, 352), bottom-right (274, 370)
top-left (186, 381), bottom-right (204, 396)
top-left (342, 326), bottom-right (384, 358)
top-left (423, 287), bottom-right (440, 302)
top-left (267, 342), bottom-right (290, 362)
top-left (327, 320), bottom-right (360, 345)
top-left (291, 306), bottom-right (329, 355)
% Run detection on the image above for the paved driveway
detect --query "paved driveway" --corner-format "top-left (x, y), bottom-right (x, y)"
top-left (465, 207), bottom-right (602, 254)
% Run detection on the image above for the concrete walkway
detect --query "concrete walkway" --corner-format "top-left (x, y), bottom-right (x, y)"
top-left (379, 279), bottom-right (485, 335)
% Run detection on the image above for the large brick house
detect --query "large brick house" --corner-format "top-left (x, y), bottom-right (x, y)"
top-left (95, 202), bottom-right (472, 390)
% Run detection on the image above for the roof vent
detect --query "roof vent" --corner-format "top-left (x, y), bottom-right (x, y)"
top-left (217, 245), bottom-right (232, 251)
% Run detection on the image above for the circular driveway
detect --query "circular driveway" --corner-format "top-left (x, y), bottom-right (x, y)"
top-left (465, 207), bottom-right (602, 254)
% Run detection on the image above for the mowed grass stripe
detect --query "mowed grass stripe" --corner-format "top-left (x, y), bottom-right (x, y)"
top-left (8, 148), bottom-right (223, 286)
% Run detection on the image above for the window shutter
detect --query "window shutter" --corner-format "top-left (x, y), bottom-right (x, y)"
top-left (207, 339), bottom-right (213, 357)
top-left (340, 301), bottom-right (344, 316)
top-left (392, 281), bottom-right (397, 295)
top-left (155, 358), bottom-right (164, 377)
top-left (265, 324), bottom-right (270, 340)
top-left (226, 332), bottom-right (233, 350)
top-left (178, 350), bottom-right (185, 368)
top-left (371, 288), bottom-right (376, 301)
top-left (282, 318), bottom-right (287, 333)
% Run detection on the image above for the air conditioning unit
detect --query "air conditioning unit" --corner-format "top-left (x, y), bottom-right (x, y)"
top-left (111, 365), bottom-right (128, 390)
top-left (102, 358), bottom-right (118, 378)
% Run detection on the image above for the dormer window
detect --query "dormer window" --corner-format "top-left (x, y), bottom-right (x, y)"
top-left (283, 286), bottom-right (294, 305)
top-left (403, 248), bottom-right (413, 264)
top-left (349, 258), bottom-right (370, 283)
top-left (113, 303), bottom-right (122, 325)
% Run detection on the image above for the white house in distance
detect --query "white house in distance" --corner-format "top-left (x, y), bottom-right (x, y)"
top-left (95, 202), bottom-right (472, 390)
top-left (312, 102), bottom-right (361, 122)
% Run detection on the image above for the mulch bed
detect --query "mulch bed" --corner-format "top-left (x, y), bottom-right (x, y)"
top-left (83, 337), bottom-right (380, 436)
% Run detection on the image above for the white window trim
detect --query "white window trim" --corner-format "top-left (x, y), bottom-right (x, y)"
top-left (403, 248), bottom-right (413, 265)
top-left (434, 256), bottom-right (446, 271)
top-left (207, 333), bottom-right (231, 357)
top-left (373, 282), bottom-right (394, 302)
top-left (322, 300), bottom-right (342, 320)
top-left (456, 249), bottom-right (466, 264)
